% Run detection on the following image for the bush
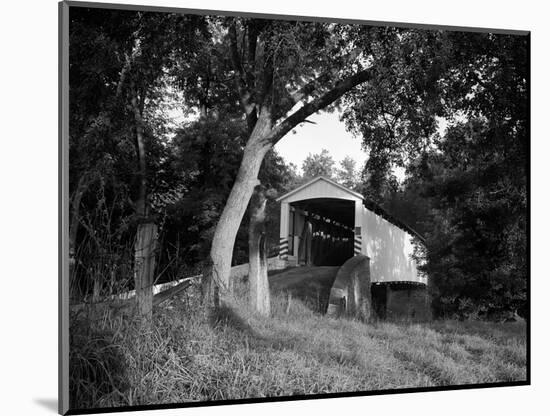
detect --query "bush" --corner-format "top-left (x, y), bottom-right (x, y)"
top-left (69, 309), bottom-right (129, 408)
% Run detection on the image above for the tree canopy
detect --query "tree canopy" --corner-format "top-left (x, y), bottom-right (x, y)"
top-left (354, 32), bottom-right (528, 319)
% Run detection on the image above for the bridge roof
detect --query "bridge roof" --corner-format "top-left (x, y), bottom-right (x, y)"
top-left (276, 176), bottom-right (363, 203)
top-left (277, 176), bottom-right (426, 244)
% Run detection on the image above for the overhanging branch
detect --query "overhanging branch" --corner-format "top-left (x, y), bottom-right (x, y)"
top-left (288, 69), bottom-right (339, 105)
top-left (268, 69), bottom-right (372, 144)
top-left (286, 48), bottom-right (364, 107)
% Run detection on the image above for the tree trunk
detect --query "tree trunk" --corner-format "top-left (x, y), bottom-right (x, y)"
top-left (204, 115), bottom-right (272, 303)
top-left (134, 221), bottom-right (158, 319)
top-left (131, 87), bottom-right (157, 322)
top-left (248, 186), bottom-right (270, 316)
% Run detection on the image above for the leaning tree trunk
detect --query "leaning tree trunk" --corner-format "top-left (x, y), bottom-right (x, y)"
top-left (204, 116), bottom-right (272, 305)
top-left (201, 56), bottom-right (374, 308)
top-left (248, 186), bottom-right (270, 316)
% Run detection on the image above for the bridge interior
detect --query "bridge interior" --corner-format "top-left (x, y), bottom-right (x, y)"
top-left (289, 198), bottom-right (355, 267)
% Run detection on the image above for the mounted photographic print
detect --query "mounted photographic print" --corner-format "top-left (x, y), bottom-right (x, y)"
top-left (59, 1), bottom-right (530, 414)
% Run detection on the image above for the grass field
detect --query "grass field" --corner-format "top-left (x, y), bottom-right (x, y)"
top-left (70, 280), bottom-right (527, 410)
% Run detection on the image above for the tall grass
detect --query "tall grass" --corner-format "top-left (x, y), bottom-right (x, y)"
top-left (69, 286), bottom-right (527, 410)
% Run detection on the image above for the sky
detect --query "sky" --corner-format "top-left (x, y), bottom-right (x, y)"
top-left (166, 104), bottom-right (448, 183)
top-left (167, 102), bottom-right (369, 177)
top-left (274, 110), bottom-right (367, 174)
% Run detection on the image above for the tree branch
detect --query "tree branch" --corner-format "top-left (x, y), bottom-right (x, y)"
top-left (286, 47), bottom-right (364, 107)
top-left (229, 19), bottom-right (255, 116)
top-left (246, 20), bottom-right (259, 87)
top-left (267, 69), bottom-right (372, 144)
top-left (288, 70), bottom-right (338, 105)
top-left (258, 52), bottom-right (274, 116)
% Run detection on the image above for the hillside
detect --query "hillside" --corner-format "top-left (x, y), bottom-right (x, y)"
top-left (70, 283), bottom-right (527, 410)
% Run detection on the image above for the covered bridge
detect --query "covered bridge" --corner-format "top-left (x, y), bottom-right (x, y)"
top-left (276, 176), bottom-right (431, 321)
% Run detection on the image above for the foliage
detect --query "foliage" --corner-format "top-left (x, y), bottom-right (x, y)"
top-left (70, 309), bottom-right (129, 407)
top-left (302, 149), bottom-right (336, 180)
top-left (300, 151), bottom-right (360, 191)
top-left (335, 156), bottom-right (360, 190)
top-left (68, 8), bottom-right (209, 296)
top-left (358, 32), bottom-right (529, 319)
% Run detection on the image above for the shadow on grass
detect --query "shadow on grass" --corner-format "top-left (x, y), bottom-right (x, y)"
top-left (209, 303), bottom-right (310, 355)
top-left (209, 303), bottom-right (259, 338)
top-left (208, 301), bottom-right (367, 372)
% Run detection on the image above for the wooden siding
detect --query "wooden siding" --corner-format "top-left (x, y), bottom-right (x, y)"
top-left (359, 206), bottom-right (426, 284)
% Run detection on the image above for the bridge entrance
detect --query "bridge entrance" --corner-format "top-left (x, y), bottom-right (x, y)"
top-left (287, 198), bottom-right (354, 266)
